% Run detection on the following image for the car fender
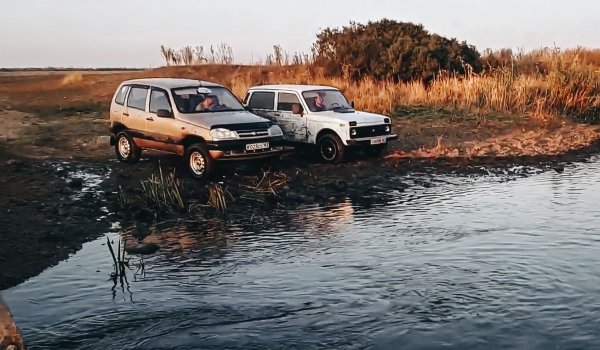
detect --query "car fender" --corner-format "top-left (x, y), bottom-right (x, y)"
top-left (307, 116), bottom-right (349, 145)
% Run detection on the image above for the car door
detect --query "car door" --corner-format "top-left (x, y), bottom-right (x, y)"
top-left (276, 92), bottom-right (307, 142)
top-left (144, 88), bottom-right (183, 154)
top-left (124, 85), bottom-right (150, 133)
top-left (247, 91), bottom-right (276, 121)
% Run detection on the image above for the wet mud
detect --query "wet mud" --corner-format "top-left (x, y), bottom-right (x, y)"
top-left (1, 101), bottom-right (600, 291)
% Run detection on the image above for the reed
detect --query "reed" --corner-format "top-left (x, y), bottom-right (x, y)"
top-left (224, 49), bottom-right (600, 121)
top-left (137, 167), bottom-right (185, 213)
top-left (207, 183), bottom-right (231, 214)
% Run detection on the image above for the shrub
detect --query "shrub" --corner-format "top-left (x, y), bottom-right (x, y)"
top-left (312, 19), bottom-right (482, 83)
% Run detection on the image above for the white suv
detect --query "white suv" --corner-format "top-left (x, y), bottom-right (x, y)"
top-left (243, 85), bottom-right (398, 163)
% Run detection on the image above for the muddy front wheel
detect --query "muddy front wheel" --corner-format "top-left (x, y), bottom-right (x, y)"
top-left (317, 133), bottom-right (346, 164)
top-left (185, 144), bottom-right (214, 180)
top-left (115, 132), bottom-right (141, 163)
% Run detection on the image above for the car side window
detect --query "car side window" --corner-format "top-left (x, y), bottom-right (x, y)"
top-left (149, 89), bottom-right (172, 113)
top-left (115, 85), bottom-right (129, 105)
top-left (277, 92), bottom-right (301, 111)
top-left (248, 91), bottom-right (275, 110)
top-left (127, 86), bottom-right (148, 111)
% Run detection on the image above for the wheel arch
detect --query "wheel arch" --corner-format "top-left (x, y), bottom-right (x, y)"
top-left (110, 123), bottom-right (127, 145)
top-left (316, 128), bottom-right (342, 143)
top-left (181, 135), bottom-right (207, 150)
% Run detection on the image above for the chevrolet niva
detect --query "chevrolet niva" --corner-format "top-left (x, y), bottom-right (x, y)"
top-left (109, 78), bottom-right (284, 179)
top-left (243, 85), bottom-right (398, 163)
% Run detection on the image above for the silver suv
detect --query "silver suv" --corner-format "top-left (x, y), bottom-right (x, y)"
top-left (109, 78), bottom-right (284, 179)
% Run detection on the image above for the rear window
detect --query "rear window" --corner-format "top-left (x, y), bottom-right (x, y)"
top-left (127, 87), bottom-right (148, 111)
top-left (115, 85), bottom-right (129, 105)
top-left (248, 91), bottom-right (275, 110)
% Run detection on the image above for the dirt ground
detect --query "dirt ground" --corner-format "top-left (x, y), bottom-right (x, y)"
top-left (1, 68), bottom-right (600, 293)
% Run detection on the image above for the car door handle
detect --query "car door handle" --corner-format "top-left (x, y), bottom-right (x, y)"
top-left (146, 117), bottom-right (154, 121)
top-left (123, 113), bottom-right (129, 116)
top-left (274, 112), bottom-right (281, 117)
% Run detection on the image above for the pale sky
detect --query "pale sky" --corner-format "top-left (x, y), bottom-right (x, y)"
top-left (0, 0), bottom-right (598, 68)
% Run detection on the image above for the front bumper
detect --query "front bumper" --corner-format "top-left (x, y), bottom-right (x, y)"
top-left (346, 134), bottom-right (398, 147)
top-left (207, 136), bottom-right (285, 160)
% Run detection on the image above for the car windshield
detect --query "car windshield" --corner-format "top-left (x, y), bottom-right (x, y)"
top-left (171, 86), bottom-right (244, 113)
top-left (302, 89), bottom-right (353, 112)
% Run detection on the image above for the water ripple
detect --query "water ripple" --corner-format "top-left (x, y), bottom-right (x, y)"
top-left (5, 159), bottom-right (600, 349)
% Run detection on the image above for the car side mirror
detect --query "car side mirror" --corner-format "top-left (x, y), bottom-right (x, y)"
top-left (156, 109), bottom-right (173, 118)
top-left (292, 103), bottom-right (304, 116)
top-left (350, 101), bottom-right (355, 108)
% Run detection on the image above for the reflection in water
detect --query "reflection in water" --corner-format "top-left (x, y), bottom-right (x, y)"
top-left (4, 158), bottom-right (600, 349)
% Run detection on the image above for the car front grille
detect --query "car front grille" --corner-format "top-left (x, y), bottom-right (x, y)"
top-left (351, 124), bottom-right (390, 139)
top-left (237, 129), bottom-right (269, 138)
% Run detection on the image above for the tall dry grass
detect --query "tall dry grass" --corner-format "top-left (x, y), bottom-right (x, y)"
top-left (226, 50), bottom-right (600, 121)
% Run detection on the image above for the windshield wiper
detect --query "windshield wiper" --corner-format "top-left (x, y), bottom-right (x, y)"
top-left (196, 108), bottom-right (244, 113)
top-left (331, 106), bottom-right (353, 111)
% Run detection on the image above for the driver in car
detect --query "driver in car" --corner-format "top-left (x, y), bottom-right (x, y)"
top-left (196, 95), bottom-right (227, 111)
top-left (313, 91), bottom-right (326, 111)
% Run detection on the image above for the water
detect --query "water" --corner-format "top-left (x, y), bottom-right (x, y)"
top-left (4, 159), bottom-right (600, 349)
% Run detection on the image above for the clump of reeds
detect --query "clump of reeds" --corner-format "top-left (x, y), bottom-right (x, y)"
top-left (207, 183), bottom-right (232, 214)
top-left (118, 167), bottom-right (185, 215)
top-left (138, 167), bottom-right (185, 213)
top-left (239, 170), bottom-right (291, 196)
top-left (106, 236), bottom-right (128, 280)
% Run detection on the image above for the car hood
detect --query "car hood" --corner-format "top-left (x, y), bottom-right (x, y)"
top-left (313, 110), bottom-right (387, 125)
top-left (177, 110), bottom-right (269, 128)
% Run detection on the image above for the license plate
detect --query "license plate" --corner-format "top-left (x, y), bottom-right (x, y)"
top-left (246, 142), bottom-right (269, 151)
top-left (370, 137), bottom-right (386, 145)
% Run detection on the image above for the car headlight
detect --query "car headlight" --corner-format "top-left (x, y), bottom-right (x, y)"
top-left (350, 128), bottom-right (357, 136)
top-left (269, 125), bottom-right (283, 136)
top-left (385, 125), bottom-right (390, 133)
top-left (210, 128), bottom-right (239, 140)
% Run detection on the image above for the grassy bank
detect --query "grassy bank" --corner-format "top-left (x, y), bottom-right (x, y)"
top-left (1, 49), bottom-right (600, 160)
top-left (228, 49), bottom-right (600, 121)
top-left (1, 49), bottom-right (599, 122)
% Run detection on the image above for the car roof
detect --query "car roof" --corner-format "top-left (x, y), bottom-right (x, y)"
top-left (247, 84), bottom-right (340, 93)
top-left (120, 78), bottom-right (224, 89)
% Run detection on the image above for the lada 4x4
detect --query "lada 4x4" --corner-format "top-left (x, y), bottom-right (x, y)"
top-left (243, 85), bottom-right (398, 163)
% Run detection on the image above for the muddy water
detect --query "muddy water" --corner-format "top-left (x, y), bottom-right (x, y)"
top-left (4, 158), bottom-right (600, 350)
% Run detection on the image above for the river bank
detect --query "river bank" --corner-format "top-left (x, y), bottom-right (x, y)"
top-left (2, 107), bottom-right (600, 291)
top-left (2, 69), bottom-right (600, 291)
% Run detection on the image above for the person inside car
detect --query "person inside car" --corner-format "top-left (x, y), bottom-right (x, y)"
top-left (311, 91), bottom-right (327, 112)
top-left (195, 94), bottom-right (227, 111)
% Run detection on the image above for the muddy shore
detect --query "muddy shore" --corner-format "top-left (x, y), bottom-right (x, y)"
top-left (1, 108), bottom-right (599, 291)
top-left (2, 70), bottom-right (600, 291)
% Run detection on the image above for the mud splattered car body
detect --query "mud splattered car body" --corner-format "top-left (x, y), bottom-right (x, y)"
top-left (243, 85), bottom-right (398, 163)
top-left (109, 78), bottom-right (284, 178)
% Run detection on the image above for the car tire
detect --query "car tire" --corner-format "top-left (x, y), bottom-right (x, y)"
top-left (185, 143), bottom-right (214, 180)
top-left (317, 133), bottom-right (346, 164)
top-left (366, 144), bottom-right (388, 157)
top-left (115, 131), bottom-right (141, 164)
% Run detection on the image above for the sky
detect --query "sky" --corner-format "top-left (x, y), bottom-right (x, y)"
top-left (0, 0), bottom-right (599, 68)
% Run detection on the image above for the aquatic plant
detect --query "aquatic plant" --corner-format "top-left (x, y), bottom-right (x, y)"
top-left (207, 183), bottom-right (232, 215)
top-left (239, 170), bottom-right (291, 196)
top-left (118, 167), bottom-right (186, 215)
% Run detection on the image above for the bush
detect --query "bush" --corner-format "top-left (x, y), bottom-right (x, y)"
top-left (312, 19), bottom-right (482, 83)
